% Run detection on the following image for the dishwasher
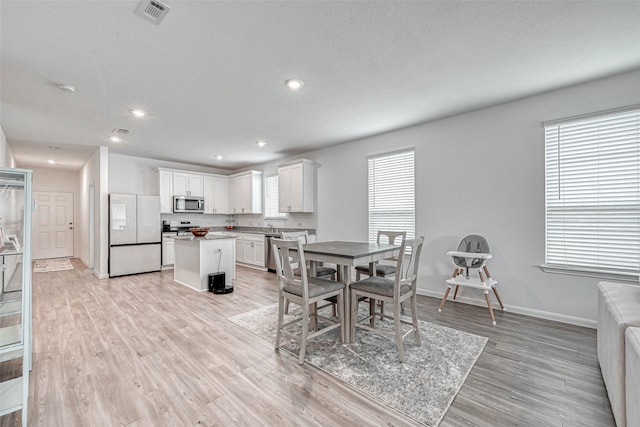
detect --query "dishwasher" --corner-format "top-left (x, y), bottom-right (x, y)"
top-left (265, 234), bottom-right (280, 272)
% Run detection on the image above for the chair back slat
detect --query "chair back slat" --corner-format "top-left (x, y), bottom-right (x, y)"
top-left (271, 237), bottom-right (309, 299)
top-left (394, 236), bottom-right (424, 296)
top-left (280, 230), bottom-right (309, 244)
top-left (377, 230), bottom-right (407, 262)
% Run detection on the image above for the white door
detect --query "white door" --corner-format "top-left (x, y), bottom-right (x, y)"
top-left (32, 192), bottom-right (74, 260)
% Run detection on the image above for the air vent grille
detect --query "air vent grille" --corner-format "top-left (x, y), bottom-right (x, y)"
top-left (135, 0), bottom-right (170, 25)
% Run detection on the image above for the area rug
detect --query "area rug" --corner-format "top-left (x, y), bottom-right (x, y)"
top-left (33, 258), bottom-right (74, 273)
top-left (228, 303), bottom-right (487, 426)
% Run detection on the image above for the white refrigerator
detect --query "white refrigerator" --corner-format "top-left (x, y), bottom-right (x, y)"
top-left (109, 193), bottom-right (161, 277)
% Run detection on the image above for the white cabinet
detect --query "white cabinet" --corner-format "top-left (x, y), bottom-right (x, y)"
top-left (229, 171), bottom-right (263, 214)
top-left (173, 172), bottom-right (204, 197)
top-left (278, 159), bottom-right (314, 213)
top-left (162, 234), bottom-right (175, 266)
top-left (0, 168), bottom-right (32, 425)
top-left (159, 169), bottom-right (173, 214)
top-left (203, 175), bottom-right (229, 214)
top-left (234, 233), bottom-right (265, 268)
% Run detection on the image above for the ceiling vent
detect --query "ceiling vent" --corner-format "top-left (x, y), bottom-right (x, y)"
top-left (112, 128), bottom-right (130, 135)
top-left (135, 0), bottom-right (170, 25)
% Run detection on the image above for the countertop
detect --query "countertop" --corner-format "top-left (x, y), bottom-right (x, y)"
top-left (172, 235), bottom-right (237, 241)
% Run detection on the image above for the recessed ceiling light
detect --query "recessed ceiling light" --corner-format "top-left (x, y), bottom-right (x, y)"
top-left (285, 79), bottom-right (304, 90)
top-left (110, 135), bottom-right (122, 143)
top-left (256, 140), bottom-right (267, 147)
top-left (131, 109), bottom-right (146, 118)
top-left (47, 159), bottom-right (55, 164)
top-left (215, 155), bottom-right (223, 160)
top-left (58, 84), bottom-right (76, 93)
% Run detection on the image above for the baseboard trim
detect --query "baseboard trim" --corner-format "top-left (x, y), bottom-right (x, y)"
top-left (417, 289), bottom-right (596, 329)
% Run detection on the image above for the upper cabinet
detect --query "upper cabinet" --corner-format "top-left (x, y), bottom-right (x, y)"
top-left (158, 168), bottom-right (261, 215)
top-left (278, 159), bottom-right (315, 213)
top-left (173, 172), bottom-right (204, 197)
top-left (229, 171), bottom-right (263, 214)
top-left (203, 175), bottom-right (229, 214)
top-left (159, 169), bottom-right (173, 214)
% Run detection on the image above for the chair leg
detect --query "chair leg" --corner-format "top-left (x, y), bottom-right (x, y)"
top-left (276, 295), bottom-right (285, 349)
top-left (356, 270), bottom-right (361, 281)
top-left (369, 298), bottom-right (376, 327)
top-left (484, 291), bottom-right (496, 325)
top-left (284, 300), bottom-right (289, 315)
top-left (331, 302), bottom-right (337, 318)
top-left (411, 295), bottom-right (421, 346)
top-left (438, 285), bottom-right (452, 312)
top-left (379, 301), bottom-right (385, 320)
top-left (311, 302), bottom-right (318, 331)
top-left (453, 285), bottom-right (460, 300)
top-left (393, 300), bottom-right (405, 362)
top-left (351, 290), bottom-right (359, 342)
top-left (337, 291), bottom-right (344, 343)
top-left (492, 287), bottom-right (505, 309)
top-left (299, 303), bottom-right (310, 364)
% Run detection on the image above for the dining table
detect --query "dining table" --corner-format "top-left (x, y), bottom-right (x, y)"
top-left (302, 240), bottom-right (400, 343)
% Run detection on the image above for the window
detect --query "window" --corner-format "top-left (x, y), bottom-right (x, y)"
top-left (368, 149), bottom-right (415, 242)
top-left (544, 106), bottom-right (640, 277)
top-left (264, 175), bottom-right (286, 219)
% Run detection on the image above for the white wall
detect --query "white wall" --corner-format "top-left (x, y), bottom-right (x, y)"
top-left (0, 126), bottom-right (16, 168)
top-left (79, 146), bottom-right (108, 278)
top-left (108, 153), bottom-right (229, 195)
top-left (31, 167), bottom-right (79, 193)
top-left (286, 69), bottom-right (640, 326)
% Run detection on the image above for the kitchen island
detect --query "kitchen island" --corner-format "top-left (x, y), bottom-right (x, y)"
top-left (173, 235), bottom-right (236, 292)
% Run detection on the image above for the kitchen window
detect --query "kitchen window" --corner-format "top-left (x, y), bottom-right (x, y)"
top-left (264, 175), bottom-right (286, 219)
top-left (368, 149), bottom-right (416, 242)
top-left (543, 105), bottom-right (640, 280)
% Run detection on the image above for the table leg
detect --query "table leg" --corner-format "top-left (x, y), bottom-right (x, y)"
top-left (338, 264), bottom-right (352, 344)
top-left (309, 260), bottom-right (318, 277)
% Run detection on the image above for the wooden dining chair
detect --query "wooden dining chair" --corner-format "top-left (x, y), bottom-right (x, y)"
top-left (350, 236), bottom-right (424, 362)
top-left (280, 230), bottom-right (338, 316)
top-left (280, 230), bottom-right (337, 280)
top-left (272, 238), bottom-right (345, 364)
top-left (355, 230), bottom-right (407, 317)
top-left (354, 230), bottom-right (406, 280)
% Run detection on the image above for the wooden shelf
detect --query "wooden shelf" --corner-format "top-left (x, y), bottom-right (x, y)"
top-left (0, 347), bottom-right (23, 363)
top-left (0, 324), bottom-right (22, 352)
top-left (0, 377), bottom-right (23, 416)
top-left (0, 300), bottom-right (21, 317)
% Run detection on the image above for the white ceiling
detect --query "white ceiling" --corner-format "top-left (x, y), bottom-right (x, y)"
top-left (2, 1), bottom-right (640, 171)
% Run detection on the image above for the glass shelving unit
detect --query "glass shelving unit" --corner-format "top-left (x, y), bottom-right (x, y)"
top-left (0, 167), bottom-right (32, 425)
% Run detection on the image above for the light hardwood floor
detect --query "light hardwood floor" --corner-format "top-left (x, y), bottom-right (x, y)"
top-left (1, 260), bottom-right (614, 426)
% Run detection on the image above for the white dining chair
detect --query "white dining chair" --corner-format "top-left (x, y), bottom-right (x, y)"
top-left (350, 236), bottom-right (424, 362)
top-left (272, 237), bottom-right (345, 364)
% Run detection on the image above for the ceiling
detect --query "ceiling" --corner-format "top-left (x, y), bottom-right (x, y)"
top-left (1, 1), bottom-right (639, 171)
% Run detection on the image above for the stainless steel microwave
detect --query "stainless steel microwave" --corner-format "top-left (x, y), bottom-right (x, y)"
top-left (173, 196), bottom-right (204, 213)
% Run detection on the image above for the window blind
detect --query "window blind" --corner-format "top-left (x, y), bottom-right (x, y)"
top-left (264, 175), bottom-right (286, 219)
top-left (544, 106), bottom-right (640, 274)
top-left (368, 149), bottom-right (415, 243)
